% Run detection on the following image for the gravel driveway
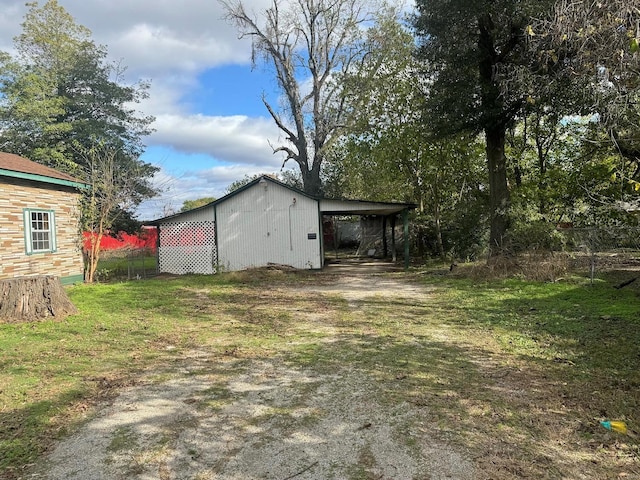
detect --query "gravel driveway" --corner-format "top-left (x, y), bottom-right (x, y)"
top-left (32, 273), bottom-right (476, 480)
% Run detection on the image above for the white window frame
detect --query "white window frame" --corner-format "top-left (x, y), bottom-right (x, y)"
top-left (23, 209), bottom-right (57, 254)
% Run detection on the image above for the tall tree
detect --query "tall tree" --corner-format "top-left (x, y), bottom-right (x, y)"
top-left (0, 0), bottom-right (154, 174)
top-left (221, 0), bottom-right (373, 195)
top-left (180, 197), bottom-right (217, 212)
top-left (414, 0), bottom-right (554, 255)
top-left (331, 11), bottom-right (487, 259)
top-left (0, 1), bottom-right (158, 276)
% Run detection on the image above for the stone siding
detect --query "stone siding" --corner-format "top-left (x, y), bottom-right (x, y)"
top-left (0, 176), bottom-right (84, 282)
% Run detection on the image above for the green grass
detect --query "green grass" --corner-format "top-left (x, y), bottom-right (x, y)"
top-left (1, 269), bottom-right (639, 478)
top-left (94, 253), bottom-right (157, 281)
top-left (436, 277), bottom-right (640, 373)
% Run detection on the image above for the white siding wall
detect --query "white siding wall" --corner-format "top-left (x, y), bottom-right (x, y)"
top-left (216, 181), bottom-right (321, 271)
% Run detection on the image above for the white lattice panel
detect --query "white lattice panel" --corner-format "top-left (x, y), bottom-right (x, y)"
top-left (158, 221), bottom-right (217, 274)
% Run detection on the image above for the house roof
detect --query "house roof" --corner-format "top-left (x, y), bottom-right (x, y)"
top-left (0, 152), bottom-right (87, 188)
top-left (147, 174), bottom-right (416, 224)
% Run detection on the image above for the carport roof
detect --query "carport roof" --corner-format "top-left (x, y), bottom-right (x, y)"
top-left (319, 198), bottom-right (416, 216)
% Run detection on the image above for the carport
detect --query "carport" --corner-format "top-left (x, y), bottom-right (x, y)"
top-left (319, 198), bottom-right (416, 270)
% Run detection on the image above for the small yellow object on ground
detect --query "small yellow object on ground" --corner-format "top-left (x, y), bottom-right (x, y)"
top-left (600, 420), bottom-right (627, 434)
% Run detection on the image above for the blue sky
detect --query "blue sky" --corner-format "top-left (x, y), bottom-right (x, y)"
top-left (0, 0), bottom-right (294, 219)
top-left (183, 65), bottom-right (279, 117)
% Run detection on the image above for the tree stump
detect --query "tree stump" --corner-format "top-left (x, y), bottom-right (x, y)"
top-left (0, 276), bottom-right (78, 322)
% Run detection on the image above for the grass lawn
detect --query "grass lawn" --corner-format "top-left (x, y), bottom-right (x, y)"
top-left (1, 268), bottom-right (639, 478)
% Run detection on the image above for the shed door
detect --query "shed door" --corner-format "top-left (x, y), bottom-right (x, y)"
top-left (158, 221), bottom-right (217, 274)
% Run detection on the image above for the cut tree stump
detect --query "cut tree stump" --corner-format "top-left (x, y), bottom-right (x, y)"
top-left (0, 275), bottom-right (78, 322)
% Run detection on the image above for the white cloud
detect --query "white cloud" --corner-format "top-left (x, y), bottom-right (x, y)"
top-left (105, 22), bottom-right (243, 77)
top-left (136, 163), bottom-right (288, 220)
top-left (0, 3), bottom-right (23, 51)
top-left (59, 0), bottom-right (272, 75)
top-left (0, 1), bottom-right (281, 148)
top-left (149, 114), bottom-right (285, 166)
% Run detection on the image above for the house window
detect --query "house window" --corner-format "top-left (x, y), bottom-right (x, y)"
top-left (23, 209), bottom-right (57, 254)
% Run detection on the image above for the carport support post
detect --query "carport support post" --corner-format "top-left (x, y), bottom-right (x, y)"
top-left (382, 216), bottom-right (388, 257)
top-left (391, 215), bottom-right (397, 263)
top-left (403, 208), bottom-right (409, 270)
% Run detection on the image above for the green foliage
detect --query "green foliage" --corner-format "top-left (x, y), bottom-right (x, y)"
top-left (331, 12), bottom-right (489, 259)
top-left (326, 2), bottom-right (640, 257)
top-left (224, 172), bottom-right (303, 195)
top-left (504, 112), bottom-right (640, 234)
top-left (109, 207), bottom-right (143, 234)
top-left (529, 1), bottom-right (640, 124)
top-left (509, 220), bottom-right (564, 252)
top-left (0, 1), bottom-right (159, 281)
top-left (414, 0), bottom-right (553, 135)
top-left (225, 174), bottom-right (265, 194)
top-left (180, 197), bottom-right (216, 212)
top-left (0, 0), bottom-right (154, 174)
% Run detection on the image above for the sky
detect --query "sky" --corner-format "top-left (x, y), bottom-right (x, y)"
top-left (0, 0), bottom-right (299, 220)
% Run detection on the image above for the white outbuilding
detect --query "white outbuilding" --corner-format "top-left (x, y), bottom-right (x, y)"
top-left (148, 175), bottom-right (415, 274)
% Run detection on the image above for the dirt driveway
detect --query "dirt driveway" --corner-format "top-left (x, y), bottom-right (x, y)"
top-left (31, 273), bottom-right (475, 480)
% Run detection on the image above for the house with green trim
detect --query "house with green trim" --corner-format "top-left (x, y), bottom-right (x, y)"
top-left (0, 152), bottom-right (86, 285)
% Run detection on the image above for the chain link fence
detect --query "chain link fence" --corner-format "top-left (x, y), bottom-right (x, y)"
top-left (95, 247), bottom-right (157, 281)
top-left (555, 227), bottom-right (640, 284)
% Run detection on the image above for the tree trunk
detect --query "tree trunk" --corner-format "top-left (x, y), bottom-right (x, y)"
top-left (536, 130), bottom-right (549, 216)
top-left (485, 125), bottom-right (511, 256)
top-left (301, 162), bottom-right (323, 196)
top-left (431, 172), bottom-right (446, 259)
top-left (478, 14), bottom-right (512, 257)
top-left (86, 231), bottom-right (103, 283)
top-left (0, 276), bottom-right (78, 322)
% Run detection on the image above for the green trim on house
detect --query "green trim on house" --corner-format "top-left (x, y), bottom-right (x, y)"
top-left (0, 168), bottom-right (88, 189)
top-left (60, 273), bottom-right (84, 285)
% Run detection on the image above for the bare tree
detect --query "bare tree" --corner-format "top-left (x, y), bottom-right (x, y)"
top-left (81, 144), bottom-right (152, 282)
top-left (221, 0), bottom-right (373, 195)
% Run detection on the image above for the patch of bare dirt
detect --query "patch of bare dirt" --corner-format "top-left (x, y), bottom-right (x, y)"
top-left (34, 357), bottom-right (473, 480)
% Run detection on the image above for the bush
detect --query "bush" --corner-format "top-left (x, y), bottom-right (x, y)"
top-left (509, 220), bottom-right (565, 253)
